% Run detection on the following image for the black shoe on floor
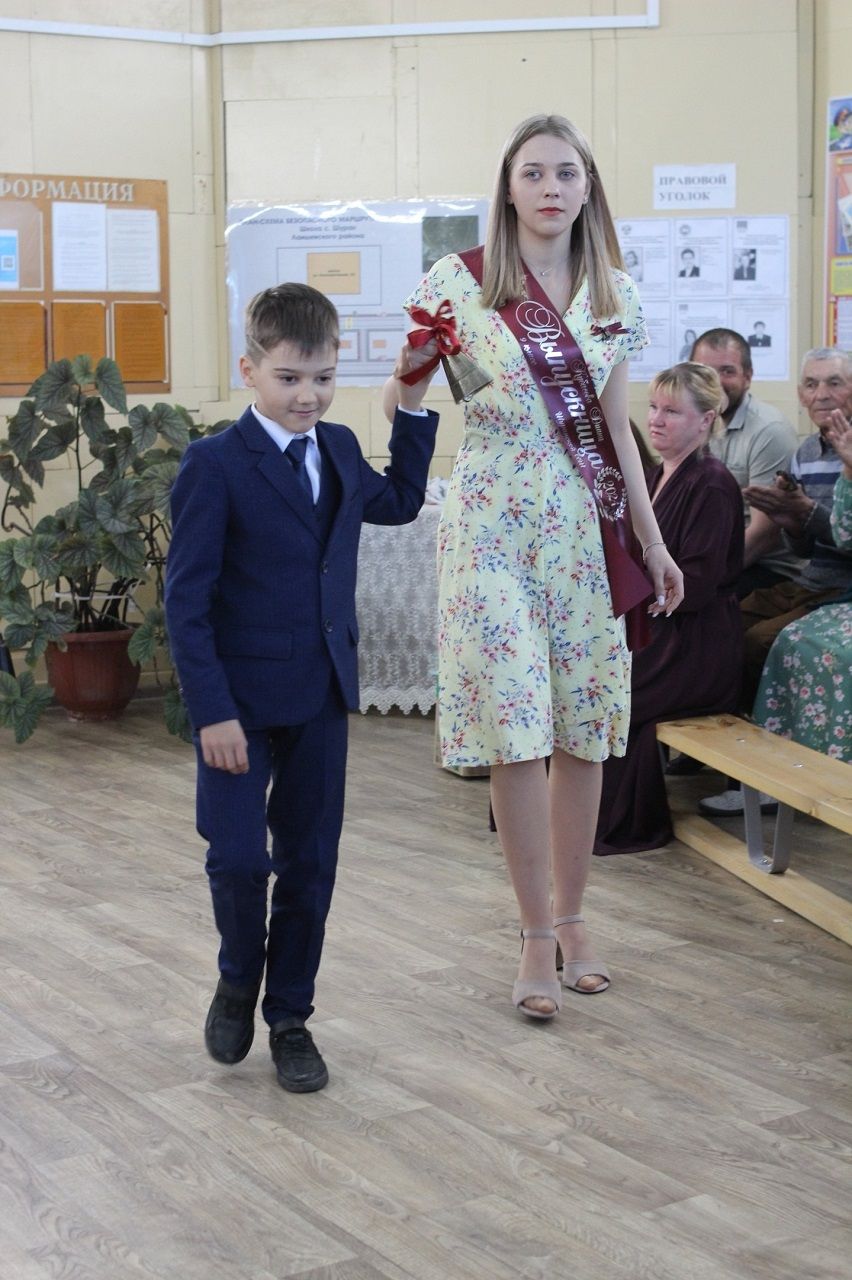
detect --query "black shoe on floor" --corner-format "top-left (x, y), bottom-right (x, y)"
top-left (204, 978), bottom-right (259, 1064)
top-left (269, 1018), bottom-right (329, 1093)
top-left (665, 753), bottom-right (706, 776)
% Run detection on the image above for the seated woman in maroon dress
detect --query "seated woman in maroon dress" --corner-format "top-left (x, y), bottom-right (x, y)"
top-left (594, 363), bottom-right (744, 854)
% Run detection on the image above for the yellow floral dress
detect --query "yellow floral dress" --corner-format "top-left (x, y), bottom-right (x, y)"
top-left (405, 254), bottom-right (648, 769)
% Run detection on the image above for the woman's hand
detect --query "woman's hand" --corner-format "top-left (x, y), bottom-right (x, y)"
top-left (644, 544), bottom-right (684, 616)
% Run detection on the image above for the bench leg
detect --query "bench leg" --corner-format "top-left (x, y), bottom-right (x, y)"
top-left (742, 785), bottom-right (794, 874)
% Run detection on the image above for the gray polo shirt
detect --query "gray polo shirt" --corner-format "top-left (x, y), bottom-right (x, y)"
top-left (708, 392), bottom-right (802, 579)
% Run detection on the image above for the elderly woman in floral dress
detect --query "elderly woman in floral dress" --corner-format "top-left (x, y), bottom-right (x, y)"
top-left (752, 414), bottom-right (852, 760)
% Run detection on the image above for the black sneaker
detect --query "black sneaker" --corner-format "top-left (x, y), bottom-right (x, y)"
top-left (269, 1018), bottom-right (329, 1093)
top-left (204, 978), bottom-right (259, 1064)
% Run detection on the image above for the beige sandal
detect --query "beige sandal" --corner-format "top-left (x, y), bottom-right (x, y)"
top-left (553, 914), bottom-right (611, 994)
top-left (512, 927), bottom-right (562, 1020)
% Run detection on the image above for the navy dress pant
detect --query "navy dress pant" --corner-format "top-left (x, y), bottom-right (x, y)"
top-left (194, 685), bottom-right (348, 1024)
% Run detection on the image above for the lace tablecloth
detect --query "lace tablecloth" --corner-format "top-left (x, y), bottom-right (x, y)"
top-left (356, 505), bottom-right (441, 714)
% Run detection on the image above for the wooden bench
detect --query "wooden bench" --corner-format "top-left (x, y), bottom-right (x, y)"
top-left (656, 714), bottom-right (852, 945)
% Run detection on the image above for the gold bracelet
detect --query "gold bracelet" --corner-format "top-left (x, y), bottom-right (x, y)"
top-left (642, 540), bottom-right (666, 565)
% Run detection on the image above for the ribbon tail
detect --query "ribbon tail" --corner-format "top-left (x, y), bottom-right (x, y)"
top-left (601, 532), bottom-right (653, 652)
top-left (399, 352), bottom-right (442, 386)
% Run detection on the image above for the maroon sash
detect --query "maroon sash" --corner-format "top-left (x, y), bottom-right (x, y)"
top-left (458, 246), bottom-right (651, 651)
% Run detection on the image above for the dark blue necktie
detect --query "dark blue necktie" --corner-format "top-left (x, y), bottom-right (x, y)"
top-left (286, 435), bottom-right (315, 504)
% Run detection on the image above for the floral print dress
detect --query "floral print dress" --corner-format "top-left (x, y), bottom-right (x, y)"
top-left (753, 474), bottom-right (852, 761)
top-left (405, 254), bottom-right (648, 769)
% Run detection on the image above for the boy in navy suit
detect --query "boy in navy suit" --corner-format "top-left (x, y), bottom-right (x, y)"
top-left (166, 284), bottom-right (438, 1091)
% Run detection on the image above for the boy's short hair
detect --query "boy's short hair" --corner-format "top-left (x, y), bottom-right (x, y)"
top-left (245, 283), bottom-right (340, 361)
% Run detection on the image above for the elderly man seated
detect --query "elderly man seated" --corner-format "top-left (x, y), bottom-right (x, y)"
top-left (701, 346), bottom-right (852, 814)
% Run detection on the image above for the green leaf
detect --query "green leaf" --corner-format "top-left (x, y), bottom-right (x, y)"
top-left (71, 354), bottom-right (95, 386)
top-left (0, 540), bottom-right (25, 592)
top-left (19, 532), bottom-right (61, 580)
top-left (2, 599), bottom-right (74, 664)
top-left (80, 395), bottom-right (109, 446)
top-left (29, 419), bottom-right (78, 462)
top-left (0, 451), bottom-right (36, 504)
top-left (139, 459), bottom-right (180, 515)
top-left (75, 488), bottom-right (100, 535)
top-left (128, 404), bottom-right (158, 452)
top-left (95, 477), bottom-right (141, 534)
top-left (94, 358), bottom-right (127, 413)
top-left (149, 404), bottom-right (191, 451)
top-left (0, 670), bottom-right (55, 743)
top-left (164, 686), bottom-right (193, 742)
top-left (127, 607), bottom-right (163, 663)
top-left (101, 531), bottom-right (147, 579)
top-left (113, 427), bottom-right (139, 474)
top-left (7, 400), bottom-right (40, 461)
top-left (34, 359), bottom-right (76, 415)
top-left (54, 529), bottom-right (103, 574)
top-left (19, 457), bottom-right (44, 490)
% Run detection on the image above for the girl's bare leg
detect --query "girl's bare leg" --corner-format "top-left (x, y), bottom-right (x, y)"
top-left (489, 757), bottom-right (558, 1015)
top-left (549, 749), bottom-right (608, 992)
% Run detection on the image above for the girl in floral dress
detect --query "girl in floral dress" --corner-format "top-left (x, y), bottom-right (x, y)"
top-left (385, 115), bottom-right (683, 1019)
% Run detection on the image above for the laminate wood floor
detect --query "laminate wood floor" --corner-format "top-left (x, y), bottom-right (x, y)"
top-left (0, 702), bottom-right (849, 1280)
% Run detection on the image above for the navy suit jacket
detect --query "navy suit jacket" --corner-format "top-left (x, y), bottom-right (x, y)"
top-left (165, 405), bottom-right (438, 731)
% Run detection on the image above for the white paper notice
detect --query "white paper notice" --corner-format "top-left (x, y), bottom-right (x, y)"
top-left (627, 300), bottom-right (672, 381)
top-left (731, 300), bottom-right (789, 379)
top-left (107, 207), bottom-right (160, 292)
top-left (618, 219), bottom-right (672, 298)
top-left (673, 219), bottom-right (729, 297)
top-left (671, 300), bottom-right (730, 361)
top-left (729, 216), bottom-right (788, 297)
top-left (52, 202), bottom-right (107, 291)
top-left (618, 213), bottom-right (790, 380)
top-left (654, 164), bottom-right (736, 210)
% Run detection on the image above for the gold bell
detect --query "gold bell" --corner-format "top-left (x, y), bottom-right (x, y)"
top-left (441, 351), bottom-right (493, 404)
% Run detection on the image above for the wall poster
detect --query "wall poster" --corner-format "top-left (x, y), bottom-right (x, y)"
top-left (0, 173), bottom-right (169, 394)
top-left (226, 199), bottom-right (488, 388)
top-left (825, 95), bottom-right (852, 348)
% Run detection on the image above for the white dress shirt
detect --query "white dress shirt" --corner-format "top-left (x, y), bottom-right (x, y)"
top-left (251, 404), bottom-right (321, 502)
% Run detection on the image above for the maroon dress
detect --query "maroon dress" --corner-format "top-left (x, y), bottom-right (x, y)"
top-left (594, 451), bottom-right (744, 854)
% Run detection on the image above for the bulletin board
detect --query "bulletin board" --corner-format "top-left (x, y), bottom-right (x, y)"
top-left (0, 173), bottom-right (169, 395)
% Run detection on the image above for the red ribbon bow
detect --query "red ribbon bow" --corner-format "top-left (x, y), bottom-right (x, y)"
top-left (590, 321), bottom-right (629, 339)
top-left (399, 300), bottom-right (462, 385)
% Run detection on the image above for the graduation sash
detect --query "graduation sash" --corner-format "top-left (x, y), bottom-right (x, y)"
top-left (459, 245), bottom-right (651, 650)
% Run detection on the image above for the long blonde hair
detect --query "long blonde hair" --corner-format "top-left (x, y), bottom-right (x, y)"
top-left (481, 113), bottom-right (624, 318)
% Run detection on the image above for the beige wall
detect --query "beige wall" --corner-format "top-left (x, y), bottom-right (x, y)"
top-left (1, 0), bottom-right (851, 503)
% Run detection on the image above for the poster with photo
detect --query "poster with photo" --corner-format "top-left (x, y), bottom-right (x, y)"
top-left (226, 198), bottom-right (488, 386)
top-left (730, 217), bottom-right (788, 297)
top-left (618, 214), bottom-right (790, 379)
top-left (824, 95), bottom-right (852, 345)
top-left (673, 219), bottom-right (728, 297)
top-left (671, 301), bottom-right (730, 360)
top-left (731, 300), bottom-right (788, 379)
top-left (627, 300), bottom-right (672, 381)
top-left (617, 218), bottom-right (671, 297)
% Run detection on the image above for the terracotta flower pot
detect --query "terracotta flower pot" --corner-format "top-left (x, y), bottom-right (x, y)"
top-left (45, 628), bottom-right (140, 721)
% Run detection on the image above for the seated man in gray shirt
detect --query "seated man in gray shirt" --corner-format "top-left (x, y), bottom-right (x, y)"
top-left (691, 328), bottom-right (801, 598)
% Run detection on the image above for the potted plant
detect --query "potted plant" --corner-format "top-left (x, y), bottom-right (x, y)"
top-left (0, 355), bottom-right (227, 742)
